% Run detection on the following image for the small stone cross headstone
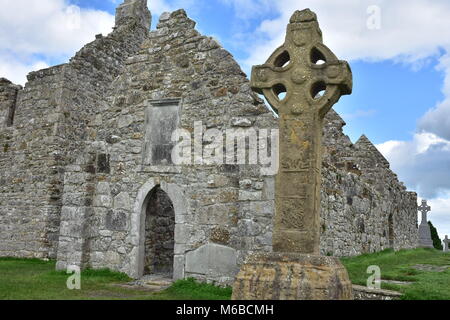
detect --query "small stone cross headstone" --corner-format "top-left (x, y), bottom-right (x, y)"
top-left (443, 235), bottom-right (449, 252)
top-left (418, 199), bottom-right (434, 248)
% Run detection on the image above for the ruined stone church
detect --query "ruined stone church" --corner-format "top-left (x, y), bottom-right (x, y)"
top-left (0, 0), bottom-right (418, 284)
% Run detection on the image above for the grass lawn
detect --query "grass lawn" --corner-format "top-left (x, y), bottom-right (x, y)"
top-left (1, 249), bottom-right (449, 300)
top-left (0, 258), bottom-right (232, 300)
top-left (341, 248), bottom-right (450, 300)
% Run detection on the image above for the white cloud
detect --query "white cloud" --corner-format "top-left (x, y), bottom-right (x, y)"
top-left (419, 100), bottom-right (450, 141)
top-left (0, 0), bottom-right (115, 85)
top-left (377, 132), bottom-right (450, 199)
top-left (234, 0), bottom-right (450, 67)
top-left (0, 0), bottom-right (114, 55)
top-left (0, 53), bottom-right (49, 85)
top-left (418, 53), bottom-right (450, 140)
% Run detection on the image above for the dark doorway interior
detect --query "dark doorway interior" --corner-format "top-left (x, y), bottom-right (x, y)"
top-left (144, 186), bottom-right (175, 276)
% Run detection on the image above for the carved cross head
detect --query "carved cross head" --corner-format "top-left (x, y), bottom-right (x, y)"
top-left (418, 200), bottom-right (431, 214)
top-left (250, 9), bottom-right (352, 118)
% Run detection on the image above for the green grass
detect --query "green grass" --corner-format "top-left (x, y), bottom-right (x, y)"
top-left (2, 249), bottom-right (449, 300)
top-left (341, 248), bottom-right (450, 300)
top-left (160, 278), bottom-right (232, 300)
top-left (0, 258), bottom-right (232, 300)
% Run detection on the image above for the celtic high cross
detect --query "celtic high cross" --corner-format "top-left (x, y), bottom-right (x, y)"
top-left (251, 9), bottom-right (352, 254)
top-left (418, 200), bottom-right (431, 225)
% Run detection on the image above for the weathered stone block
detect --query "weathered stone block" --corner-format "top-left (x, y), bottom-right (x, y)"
top-left (113, 192), bottom-right (131, 209)
top-left (232, 253), bottom-right (353, 300)
top-left (185, 243), bottom-right (238, 278)
top-left (239, 179), bottom-right (252, 189)
top-left (96, 182), bottom-right (111, 195)
top-left (239, 190), bottom-right (262, 201)
top-left (263, 177), bottom-right (275, 200)
top-left (105, 210), bottom-right (128, 231)
top-left (173, 254), bottom-right (185, 280)
top-left (231, 118), bottom-right (253, 127)
top-left (174, 223), bottom-right (190, 244)
top-left (93, 195), bottom-right (112, 208)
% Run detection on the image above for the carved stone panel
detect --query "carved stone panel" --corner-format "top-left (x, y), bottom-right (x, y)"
top-left (142, 99), bottom-right (181, 166)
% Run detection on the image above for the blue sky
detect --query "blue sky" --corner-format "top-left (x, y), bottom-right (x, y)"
top-left (338, 60), bottom-right (445, 144)
top-left (1, 0), bottom-right (449, 239)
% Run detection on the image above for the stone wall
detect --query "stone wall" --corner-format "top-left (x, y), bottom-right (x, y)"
top-left (0, 1), bottom-right (418, 285)
top-left (0, 78), bottom-right (21, 128)
top-left (0, 64), bottom-right (67, 259)
top-left (320, 110), bottom-right (418, 256)
top-left (0, 0), bottom-right (150, 259)
top-left (55, 8), bottom-right (275, 283)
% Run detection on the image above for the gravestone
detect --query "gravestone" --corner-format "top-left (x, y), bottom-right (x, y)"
top-left (232, 9), bottom-right (353, 300)
top-left (443, 235), bottom-right (449, 252)
top-left (418, 200), bottom-right (434, 248)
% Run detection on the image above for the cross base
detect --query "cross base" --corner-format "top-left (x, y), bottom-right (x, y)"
top-left (418, 224), bottom-right (434, 248)
top-left (232, 252), bottom-right (353, 300)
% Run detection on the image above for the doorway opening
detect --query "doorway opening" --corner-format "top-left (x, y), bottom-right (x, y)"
top-left (143, 185), bottom-right (175, 277)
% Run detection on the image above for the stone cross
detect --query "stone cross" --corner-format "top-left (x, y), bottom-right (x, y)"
top-left (250, 9), bottom-right (352, 254)
top-left (418, 199), bottom-right (431, 225)
top-left (444, 235), bottom-right (449, 252)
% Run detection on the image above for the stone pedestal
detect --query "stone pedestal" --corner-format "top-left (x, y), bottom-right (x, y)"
top-left (418, 223), bottom-right (434, 248)
top-left (232, 253), bottom-right (353, 300)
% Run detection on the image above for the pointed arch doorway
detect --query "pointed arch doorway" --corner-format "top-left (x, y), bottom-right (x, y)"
top-left (131, 179), bottom-right (187, 280)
